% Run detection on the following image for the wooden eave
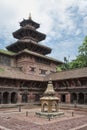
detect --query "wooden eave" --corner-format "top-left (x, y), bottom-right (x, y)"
top-left (20, 19), bottom-right (40, 29)
top-left (0, 50), bottom-right (15, 57)
top-left (0, 65), bottom-right (44, 81)
top-left (14, 49), bottom-right (63, 65)
top-left (13, 28), bottom-right (46, 42)
top-left (6, 40), bottom-right (52, 55)
top-left (44, 67), bottom-right (87, 81)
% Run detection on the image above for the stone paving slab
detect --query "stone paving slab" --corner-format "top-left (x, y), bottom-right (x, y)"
top-left (0, 125), bottom-right (11, 130)
top-left (0, 108), bottom-right (87, 130)
top-left (70, 124), bottom-right (87, 130)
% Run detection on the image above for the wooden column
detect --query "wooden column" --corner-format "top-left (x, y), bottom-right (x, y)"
top-left (0, 93), bottom-right (3, 104)
top-left (84, 93), bottom-right (87, 104)
top-left (27, 94), bottom-right (30, 103)
top-left (77, 93), bottom-right (79, 104)
top-left (8, 93), bottom-right (11, 104)
top-left (17, 92), bottom-right (22, 103)
top-left (66, 93), bottom-right (70, 103)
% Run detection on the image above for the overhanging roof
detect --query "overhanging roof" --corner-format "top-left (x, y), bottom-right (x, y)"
top-left (20, 19), bottom-right (40, 29)
top-left (0, 65), bottom-right (44, 81)
top-left (6, 39), bottom-right (52, 55)
top-left (14, 49), bottom-right (63, 64)
top-left (13, 28), bottom-right (46, 41)
top-left (44, 67), bottom-right (87, 81)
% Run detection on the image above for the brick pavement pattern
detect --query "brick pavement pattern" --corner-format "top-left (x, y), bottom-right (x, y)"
top-left (0, 109), bottom-right (87, 130)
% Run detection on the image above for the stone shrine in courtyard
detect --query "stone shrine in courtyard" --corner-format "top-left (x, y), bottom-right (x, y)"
top-left (41, 79), bottom-right (59, 113)
top-left (36, 79), bottom-right (64, 118)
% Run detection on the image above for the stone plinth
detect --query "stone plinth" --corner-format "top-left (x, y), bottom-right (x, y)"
top-left (36, 111), bottom-right (64, 119)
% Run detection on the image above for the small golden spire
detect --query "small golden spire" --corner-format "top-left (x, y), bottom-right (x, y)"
top-left (29, 13), bottom-right (32, 20)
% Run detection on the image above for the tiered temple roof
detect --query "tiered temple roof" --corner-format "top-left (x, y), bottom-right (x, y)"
top-left (6, 16), bottom-right (51, 55)
top-left (5, 16), bottom-right (63, 65)
top-left (0, 49), bottom-right (62, 64)
top-left (20, 16), bottom-right (40, 29)
top-left (15, 49), bottom-right (62, 64)
top-left (6, 39), bottom-right (51, 55)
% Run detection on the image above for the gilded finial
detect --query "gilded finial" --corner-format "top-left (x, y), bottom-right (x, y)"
top-left (29, 13), bottom-right (32, 20)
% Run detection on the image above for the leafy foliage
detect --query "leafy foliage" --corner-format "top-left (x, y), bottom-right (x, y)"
top-left (70, 36), bottom-right (87, 69)
top-left (57, 57), bottom-right (70, 71)
top-left (57, 36), bottom-right (87, 71)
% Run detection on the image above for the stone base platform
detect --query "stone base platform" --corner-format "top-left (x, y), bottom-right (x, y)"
top-left (36, 111), bottom-right (64, 119)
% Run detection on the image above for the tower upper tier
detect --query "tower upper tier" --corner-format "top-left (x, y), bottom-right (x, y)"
top-left (12, 17), bottom-right (46, 42)
top-left (6, 16), bottom-right (51, 55)
top-left (20, 17), bottom-right (40, 29)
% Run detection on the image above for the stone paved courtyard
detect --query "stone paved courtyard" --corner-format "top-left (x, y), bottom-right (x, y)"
top-left (0, 107), bottom-right (87, 130)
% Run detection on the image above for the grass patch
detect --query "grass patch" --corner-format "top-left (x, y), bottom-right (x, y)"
top-left (0, 67), bottom-right (4, 72)
top-left (0, 49), bottom-right (15, 55)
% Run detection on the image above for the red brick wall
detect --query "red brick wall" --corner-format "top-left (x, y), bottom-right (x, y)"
top-left (16, 54), bottom-right (57, 76)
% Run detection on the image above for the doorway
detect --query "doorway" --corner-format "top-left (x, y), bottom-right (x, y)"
top-left (61, 94), bottom-right (66, 103)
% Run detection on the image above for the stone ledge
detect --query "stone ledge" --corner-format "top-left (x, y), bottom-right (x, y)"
top-left (36, 111), bottom-right (64, 119)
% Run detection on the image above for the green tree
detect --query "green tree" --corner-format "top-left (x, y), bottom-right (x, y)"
top-left (57, 36), bottom-right (87, 71)
top-left (57, 57), bottom-right (70, 71)
top-left (69, 36), bottom-right (87, 69)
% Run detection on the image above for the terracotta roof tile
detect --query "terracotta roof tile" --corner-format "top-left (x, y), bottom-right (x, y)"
top-left (44, 67), bottom-right (87, 81)
top-left (0, 65), bottom-right (44, 81)
top-left (0, 65), bottom-right (86, 82)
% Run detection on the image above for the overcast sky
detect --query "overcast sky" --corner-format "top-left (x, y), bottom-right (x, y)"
top-left (0, 0), bottom-right (87, 61)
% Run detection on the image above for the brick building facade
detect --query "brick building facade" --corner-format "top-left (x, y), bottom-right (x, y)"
top-left (0, 16), bottom-right (87, 104)
top-left (45, 68), bottom-right (87, 104)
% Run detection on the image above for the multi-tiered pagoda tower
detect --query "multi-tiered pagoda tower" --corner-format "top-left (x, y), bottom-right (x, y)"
top-left (0, 15), bottom-right (87, 105)
top-left (7, 15), bottom-right (62, 76)
top-left (7, 15), bottom-right (51, 55)
top-left (0, 15), bottom-right (62, 104)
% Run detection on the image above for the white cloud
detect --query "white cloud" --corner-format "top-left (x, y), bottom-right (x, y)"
top-left (78, 0), bottom-right (87, 15)
top-left (0, 0), bottom-right (87, 61)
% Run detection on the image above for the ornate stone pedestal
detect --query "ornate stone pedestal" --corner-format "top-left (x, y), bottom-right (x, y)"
top-left (36, 79), bottom-right (64, 118)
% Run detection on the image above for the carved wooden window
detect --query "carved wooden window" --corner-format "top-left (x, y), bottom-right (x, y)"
top-left (30, 67), bottom-right (35, 72)
top-left (39, 69), bottom-right (47, 75)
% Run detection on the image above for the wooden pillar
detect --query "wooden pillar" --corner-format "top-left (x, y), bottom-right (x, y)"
top-left (77, 93), bottom-right (79, 104)
top-left (28, 93), bottom-right (35, 102)
top-left (66, 93), bottom-right (70, 103)
top-left (0, 93), bottom-right (3, 104)
top-left (84, 93), bottom-right (87, 104)
top-left (27, 94), bottom-right (30, 103)
top-left (8, 93), bottom-right (11, 104)
top-left (17, 92), bottom-right (22, 103)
